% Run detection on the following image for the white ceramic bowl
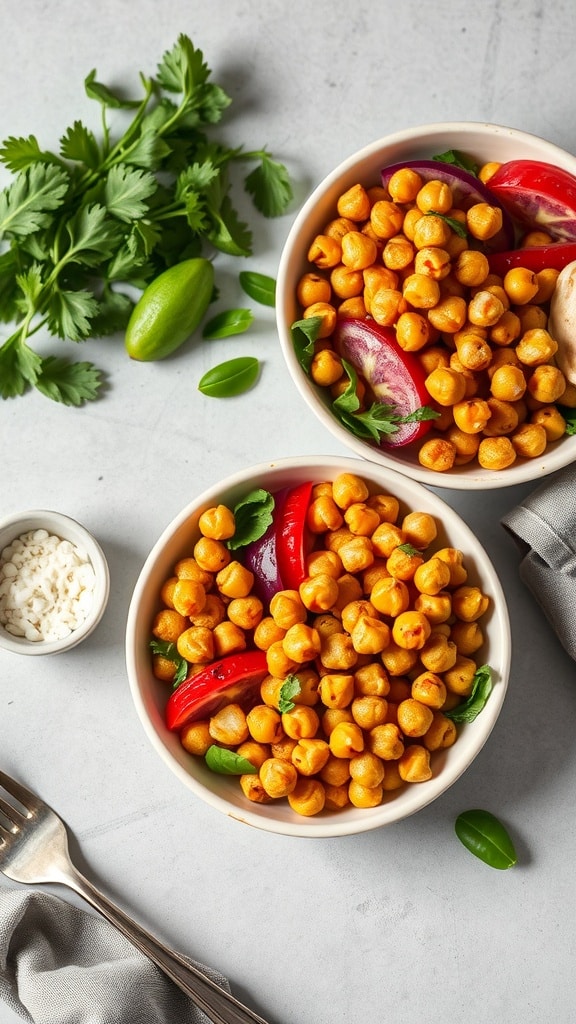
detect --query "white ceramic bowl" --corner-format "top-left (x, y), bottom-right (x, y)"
top-left (126, 456), bottom-right (511, 838)
top-left (0, 510), bottom-right (110, 656)
top-left (276, 122), bottom-right (576, 489)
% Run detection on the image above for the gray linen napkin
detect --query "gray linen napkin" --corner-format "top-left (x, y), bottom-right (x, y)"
top-left (0, 890), bottom-right (231, 1024)
top-left (501, 463), bottom-right (576, 661)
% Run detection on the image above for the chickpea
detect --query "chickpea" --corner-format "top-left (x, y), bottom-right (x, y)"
top-left (414, 590), bottom-right (452, 624)
top-left (176, 625), bottom-right (214, 664)
top-left (417, 438), bottom-right (457, 473)
top-left (307, 493), bottom-right (344, 533)
top-left (444, 655), bottom-right (478, 697)
top-left (503, 267), bottom-right (539, 304)
top-left (190, 593), bottom-right (227, 630)
top-left (423, 712), bottom-right (458, 752)
top-left (477, 436), bottom-right (517, 470)
top-left (297, 272), bottom-right (332, 307)
top-left (306, 550), bottom-right (343, 582)
top-left (450, 620), bottom-right (484, 656)
top-left (152, 654), bottom-right (177, 682)
top-left (366, 493), bottom-right (400, 524)
top-left (282, 705), bottom-right (320, 740)
top-left (269, 590), bottom-right (307, 629)
top-left (351, 695), bottom-right (388, 730)
top-left (215, 561), bottom-right (254, 599)
top-left (237, 741), bottom-right (272, 770)
top-left (332, 574), bottom-right (363, 612)
top-left (330, 263), bottom-right (364, 299)
top-left (368, 722), bottom-right (404, 760)
top-left (387, 167), bottom-right (423, 203)
top-left (173, 557), bottom-right (213, 587)
top-left (392, 610), bottom-right (432, 651)
top-left (418, 345), bottom-right (450, 376)
top-left (310, 348), bottom-right (344, 387)
top-left (516, 328), bottom-right (558, 366)
top-left (482, 398), bottom-right (519, 437)
top-left (193, 536), bottom-right (231, 573)
top-left (172, 578), bottom-right (206, 617)
top-left (298, 574), bottom-right (340, 614)
top-left (396, 698), bottom-right (434, 738)
top-left (354, 661), bottom-right (390, 697)
top-left (320, 631), bottom-right (358, 671)
top-left (411, 671), bottom-right (447, 709)
top-left (338, 296), bottom-right (367, 318)
top-left (454, 333), bottom-right (493, 372)
top-left (526, 364), bottom-right (566, 404)
top-left (416, 180), bottom-right (453, 214)
top-left (198, 504), bottom-right (236, 541)
top-left (453, 249), bottom-right (489, 287)
top-left (490, 309), bottom-right (522, 346)
top-left (266, 640), bottom-right (298, 678)
top-left (259, 757), bottom-right (298, 798)
top-left (419, 632), bottom-right (457, 673)
top-left (467, 290), bottom-right (505, 327)
top-left (490, 364), bottom-right (527, 402)
top-left (427, 295), bottom-right (468, 334)
top-left (452, 398), bottom-right (491, 434)
top-left (253, 616), bottom-right (286, 651)
top-left (212, 620), bottom-right (247, 657)
top-left (180, 720), bottom-right (212, 756)
top-left (402, 272), bottom-right (441, 308)
top-left (338, 536), bottom-right (375, 574)
top-left (291, 738), bottom-right (330, 776)
top-left (341, 230), bottom-right (378, 270)
top-left (434, 547), bottom-right (468, 587)
top-left (321, 753), bottom-right (352, 786)
top-left (321, 707), bottom-right (354, 737)
top-left (226, 596), bottom-right (263, 631)
top-left (152, 608), bottom-right (188, 644)
top-left (533, 267), bottom-right (559, 304)
top-left (387, 678), bottom-right (412, 703)
top-left (270, 736), bottom-right (298, 762)
top-left (279, 623), bottom-right (320, 663)
top-left (337, 183), bottom-right (371, 221)
top-left (349, 774), bottom-right (384, 809)
top-left (371, 521), bottom-right (406, 557)
top-left (351, 615), bottom-right (391, 655)
top-left (307, 234), bottom-right (341, 269)
top-left (369, 200), bottom-right (404, 239)
top-left (398, 745), bottom-right (432, 782)
top-left (303, 301), bottom-right (337, 338)
top-left (425, 367), bottom-right (466, 406)
top-left (332, 472), bottom-right (370, 509)
top-left (530, 405), bottom-right (566, 442)
top-left (329, 721), bottom-right (365, 758)
top-left (324, 216), bottom-right (357, 241)
top-left (511, 422), bottom-right (547, 459)
top-left (239, 776), bottom-right (271, 803)
top-left (466, 203), bottom-right (503, 240)
top-left (451, 585), bottom-right (489, 622)
top-left (395, 311), bottom-right (430, 352)
top-left (209, 703), bottom-right (249, 746)
top-left (413, 557), bottom-right (451, 595)
top-left (370, 576), bottom-right (410, 617)
top-left (246, 704), bottom-right (284, 744)
top-left (414, 246), bottom-right (451, 280)
top-left (383, 234), bottom-right (415, 271)
top-left (317, 672), bottom-right (355, 710)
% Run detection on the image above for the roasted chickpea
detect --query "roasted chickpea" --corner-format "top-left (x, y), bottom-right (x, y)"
top-left (530, 405), bottom-right (566, 442)
top-left (198, 504), bottom-right (236, 541)
top-left (266, 640), bottom-right (298, 678)
top-left (428, 295), bottom-right (468, 334)
top-left (329, 721), bottom-right (365, 758)
top-left (209, 703), bottom-right (249, 746)
top-left (367, 722), bottom-right (404, 760)
top-left (341, 230), bottom-right (378, 270)
top-left (354, 661), bottom-right (390, 697)
top-left (443, 655), bottom-right (478, 696)
top-left (351, 695), bottom-right (388, 730)
top-left (526, 364), bottom-right (566, 404)
top-left (173, 557), bottom-right (213, 587)
top-left (414, 591), bottom-right (452, 624)
top-left (398, 744), bottom-right (432, 782)
top-left (297, 271), bottom-right (332, 307)
top-left (176, 625), bottom-right (214, 663)
top-left (319, 631), bottom-right (358, 671)
top-left (259, 757), bottom-right (298, 798)
top-left (212, 620), bottom-right (247, 657)
top-left (282, 705), bottom-right (320, 740)
top-left (307, 234), bottom-right (341, 269)
top-left (392, 610), bottom-right (432, 651)
top-left (320, 753), bottom-right (352, 786)
top-left (299, 574), bottom-right (340, 613)
top-left (180, 720), bottom-right (212, 756)
top-left (280, 623), bottom-right (321, 663)
top-left (190, 593), bottom-right (227, 629)
top-left (216, 560), bottom-right (254, 599)
top-left (466, 203), bottom-right (502, 240)
top-left (344, 502), bottom-right (382, 536)
top-left (310, 348), bottom-right (344, 387)
top-left (246, 704), bottom-right (284, 744)
top-left (449, 620), bottom-right (484, 656)
top-left (369, 199), bottom-right (404, 239)
top-left (490, 364), bottom-right (527, 402)
top-left (269, 590), bottom-right (307, 629)
top-left (412, 214), bottom-right (452, 250)
top-left (511, 422), bottom-right (547, 458)
top-left (396, 698), bottom-right (434, 737)
top-left (291, 738), bottom-right (330, 776)
top-left (516, 328), bottom-right (558, 366)
top-left (452, 398), bottom-right (492, 434)
top-left (370, 576), bottom-right (410, 617)
top-left (172, 578), bottom-right (206, 617)
top-left (419, 632), bottom-right (458, 673)
top-left (330, 263), bottom-right (364, 299)
top-left (467, 289), bottom-right (505, 327)
top-left (451, 585), bottom-right (489, 621)
top-left (371, 521), bottom-right (406, 557)
top-left (402, 272), bottom-right (441, 308)
top-left (503, 266), bottom-right (539, 304)
top-left (338, 535), bottom-right (375, 574)
top-left (350, 751), bottom-right (385, 790)
top-left (395, 311), bottom-right (430, 352)
top-left (454, 333), bottom-right (492, 372)
top-left (237, 743), bottom-right (272, 772)
top-left (383, 234), bottom-right (415, 271)
top-left (411, 671), bottom-right (447, 709)
top-left (482, 398), bottom-right (519, 437)
top-left (303, 301), bottom-right (337, 338)
top-left (193, 536), bottom-right (231, 573)
top-left (306, 549), bottom-right (343, 580)
top-left (351, 615), bottom-right (391, 655)
top-left (239, 775), bottom-right (271, 803)
top-left (152, 608), bottom-right (188, 643)
top-left (434, 547), bottom-right (468, 586)
top-left (423, 712), bottom-right (458, 752)
top-left (477, 436), bottom-right (517, 470)
top-left (318, 672), bottom-right (355, 709)
top-left (337, 183), bottom-right (371, 221)
top-left (253, 616), bottom-right (286, 651)
top-left (226, 596), bottom-right (263, 631)
top-left (332, 472), bottom-right (370, 509)
top-left (387, 167), bottom-right (423, 203)
top-left (454, 249), bottom-right (490, 287)
top-left (288, 777), bottom-right (326, 816)
top-left (413, 557), bottom-right (451, 595)
top-left (417, 438), bottom-right (457, 473)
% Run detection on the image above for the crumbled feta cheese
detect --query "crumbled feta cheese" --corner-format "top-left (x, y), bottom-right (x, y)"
top-left (0, 529), bottom-right (96, 642)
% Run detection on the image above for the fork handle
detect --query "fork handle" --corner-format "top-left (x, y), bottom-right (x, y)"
top-left (60, 864), bottom-right (271, 1024)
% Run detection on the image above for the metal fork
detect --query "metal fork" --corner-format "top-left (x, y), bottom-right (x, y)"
top-left (0, 770), bottom-right (271, 1024)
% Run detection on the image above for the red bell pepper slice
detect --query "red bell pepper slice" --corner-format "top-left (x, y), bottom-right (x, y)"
top-left (488, 241), bottom-right (576, 277)
top-left (487, 160), bottom-right (576, 242)
top-left (165, 650), bottom-right (268, 731)
top-left (276, 480), bottom-right (314, 592)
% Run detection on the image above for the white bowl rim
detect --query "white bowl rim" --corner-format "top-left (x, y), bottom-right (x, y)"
top-left (126, 455), bottom-right (512, 838)
top-left (0, 509), bottom-right (110, 656)
top-left (276, 121), bottom-right (576, 490)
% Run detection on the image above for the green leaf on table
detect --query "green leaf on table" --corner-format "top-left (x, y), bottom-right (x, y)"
top-left (202, 308), bottom-right (254, 340)
top-left (46, 289), bottom-right (100, 341)
top-left (198, 356), bottom-right (259, 398)
top-left (244, 152), bottom-right (293, 217)
top-left (455, 809), bottom-right (517, 869)
top-left (35, 357), bottom-right (102, 406)
top-left (239, 271), bottom-right (276, 307)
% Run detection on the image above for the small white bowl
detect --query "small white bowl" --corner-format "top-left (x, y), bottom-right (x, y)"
top-left (276, 122), bottom-right (576, 489)
top-left (126, 456), bottom-right (511, 838)
top-left (0, 510), bottom-right (110, 656)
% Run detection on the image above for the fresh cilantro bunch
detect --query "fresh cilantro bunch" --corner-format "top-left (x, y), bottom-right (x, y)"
top-left (0, 34), bottom-right (292, 405)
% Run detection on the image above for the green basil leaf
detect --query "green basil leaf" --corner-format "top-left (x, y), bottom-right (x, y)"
top-left (445, 664), bottom-right (492, 723)
top-left (455, 809), bottom-right (517, 869)
top-left (198, 356), bottom-right (259, 397)
top-left (239, 271), bottom-right (276, 307)
top-left (228, 488), bottom-right (275, 550)
top-left (290, 315), bottom-right (322, 373)
top-left (202, 308), bottom-right (254, 340)
top-left (278, 674), bottom-right (301, 713)
top-left (205, 745), bottom-right (258, 775)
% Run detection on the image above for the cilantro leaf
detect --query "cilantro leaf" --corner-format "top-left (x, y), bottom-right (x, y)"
top-left (46, 289), bottom-right (100, 341)
top-left (228, 488), bottom-right (275, 550)
top-left (149, 638), bottom-right (188, 686)
top-left (332, 361), bottom-right (439, 443)
top-left (278, 675), bottom-right (301, 713)
top-left (157, 34), bottom-right (211, 94)
top-left (34, 357), bottom-right (102, 406)
top-left (244, 152), bottom-right (293, 217)
top-left (205, 192), bottom-right (252, 257)
top-left (84, 68), bottom-right (141, 109)
top-left (0, 164), bottom-right (69, 238)
top-left (0, 135), bottom-right (62, 172)
top-left (60, 120), bottom-right (101, 168)
top-left (433, 149), bottom-right (480, 175)
top-left (445, 665), bottom-right (493, 723)
top-left (103, 164), bottom-right (157, 222)
top-left (0, 341), bottom-right (42, 397)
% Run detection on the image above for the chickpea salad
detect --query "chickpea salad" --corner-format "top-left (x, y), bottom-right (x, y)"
top-left (291, 151), bottom-right (576, 474)
top-left (150, 472), bottom-right (493, 818)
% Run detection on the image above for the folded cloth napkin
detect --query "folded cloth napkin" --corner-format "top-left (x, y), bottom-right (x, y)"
top-left (501, 463), bottom-right (576, 661)
top-left (0, 890), bottom-right (231, 1024)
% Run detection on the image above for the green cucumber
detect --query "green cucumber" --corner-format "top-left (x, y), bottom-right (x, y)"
top-left (125, 258), bottom-right (214, 361)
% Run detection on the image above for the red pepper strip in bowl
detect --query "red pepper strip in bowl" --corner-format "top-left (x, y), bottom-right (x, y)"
top-left (166, 650), bottom-right (269, 730)
top-left (487, 160), bottom-right (576, 242)
top-left (488, 241), bottom-right (576, 276)
top-left (276, 481), bottom-right (314, 592)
